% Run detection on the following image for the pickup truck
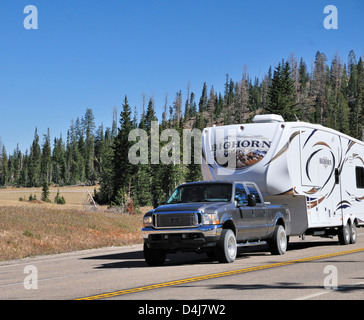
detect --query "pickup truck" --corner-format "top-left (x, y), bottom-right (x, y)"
top-left (141, 181), bottom-right (291, 266)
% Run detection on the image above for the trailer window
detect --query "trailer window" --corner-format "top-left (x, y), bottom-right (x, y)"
top-left (356, 167), bottom-right (364, 189)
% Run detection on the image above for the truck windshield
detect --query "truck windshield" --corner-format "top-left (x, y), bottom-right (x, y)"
top-left (167, 184), bottom-right (232, 204)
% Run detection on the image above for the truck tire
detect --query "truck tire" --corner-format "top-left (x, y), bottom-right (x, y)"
top-left (268, 225), bottom-right (287, 255)
top-left (216, 229), bottom-right (237, 263)
top-left (350, 222), bottom-right (357, 244)
top-left (338, 224), bottom-right (350, 245)
top-left (143, 243), bottom-right (166, 266)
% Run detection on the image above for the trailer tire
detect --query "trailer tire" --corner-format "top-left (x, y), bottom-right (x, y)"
top-left (338, 223), bottom-right (350, 245)
top-left (143, 243), bottom-right (166, 266)
top-left (216, 229), bottom-right (237, 263)
top-left (268, 225), bottom-right (287, 255)
top-left (349, 222), bottom-right (357, 244)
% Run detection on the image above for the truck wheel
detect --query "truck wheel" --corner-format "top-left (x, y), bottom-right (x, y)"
top-left (143, 243), bottom-right (166, 266)
top-left (338, 224), bottom-right (350, 245)
top-left (349, 222), bottom-right (357, 244)
top-left (268, 225), bottom-right (287, 255)
top-left (216, 229), bottom-right (237, 263)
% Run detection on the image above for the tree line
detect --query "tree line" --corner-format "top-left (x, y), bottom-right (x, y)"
top-left (0, 50), bottom-right (363, 209)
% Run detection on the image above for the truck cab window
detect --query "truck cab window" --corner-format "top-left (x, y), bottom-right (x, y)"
top-left (235, 184), bottom-right (248, 206)
top-left (167, 183), bottom-right (232, 203)
top-left (246, 184), bottom-right (262, 203)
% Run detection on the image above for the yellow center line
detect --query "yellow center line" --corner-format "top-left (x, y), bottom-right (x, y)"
top-left (76, 247), bottom-right (364, 300)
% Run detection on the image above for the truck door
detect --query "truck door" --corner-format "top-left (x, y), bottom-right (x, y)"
top-left (233, 183), bottom-right (252, 241)
top-left (245, 183), bottom-right (268, 239)
top-left (233, 183), bottom-right (267, 241)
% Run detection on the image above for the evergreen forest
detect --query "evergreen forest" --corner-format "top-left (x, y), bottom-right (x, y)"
top-left (0, 50), bottom-right (363, 210)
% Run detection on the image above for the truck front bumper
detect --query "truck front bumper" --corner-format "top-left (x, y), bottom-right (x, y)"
top-left (141, 225), bottom-right (223, 251)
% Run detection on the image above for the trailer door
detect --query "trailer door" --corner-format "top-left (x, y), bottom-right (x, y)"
top-left (300, 129), bottom-right (342, 226)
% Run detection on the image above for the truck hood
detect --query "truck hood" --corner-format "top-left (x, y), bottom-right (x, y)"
top-left (152, 202), bottom-right (231, 214)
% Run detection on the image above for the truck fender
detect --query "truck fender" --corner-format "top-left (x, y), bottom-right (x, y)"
top-left (273, 211), bottom-right (285, 227)
top-left (220, 216), bottom-right (237, 236)
top-left (271, 211), bottom-right (291, 236)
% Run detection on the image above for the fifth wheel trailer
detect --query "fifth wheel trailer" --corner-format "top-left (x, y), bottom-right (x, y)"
top-left (201, 114), bottom-right (364, 244)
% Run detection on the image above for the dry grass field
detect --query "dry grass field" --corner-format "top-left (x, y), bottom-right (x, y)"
top-left (0, 186), bottom-right (148, 261)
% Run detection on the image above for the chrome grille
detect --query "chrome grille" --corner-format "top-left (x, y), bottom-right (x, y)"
top-left (154, 212), bottom-right (200, 228)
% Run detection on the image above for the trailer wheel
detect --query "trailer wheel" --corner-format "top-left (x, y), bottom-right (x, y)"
top-left (143, 243), bottom-right (166, 266)
top-left (216, 229), bottom-right (237, 263)
top-left (268, 225), bottom-right (287, 255)
top-left (338, 223), bottom-right (350, 245)
top-left (349, 222), bottom-right (357, 244)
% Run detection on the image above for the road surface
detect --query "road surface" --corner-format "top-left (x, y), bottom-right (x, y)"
top-left (1, 233), bottom-right (364, 300)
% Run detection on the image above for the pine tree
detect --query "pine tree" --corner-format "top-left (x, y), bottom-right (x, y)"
top-left (184, 83), bottom-right (191, 121)
top-left (112, 95), bottom-right (135, 204)
top-left (0, 145), bottom-right (8, 186)
top-left (132, 96), bottom-right (157, 206)
top-left (347, 51), bottom-right (361, 139)
top-left (41, 178), bottom-right (50, 202)
top-left (52, 135), bottom-right (66, 185)
top-left (133, 163), bottom-right (152, 206)
top-left (215, 93), bottom-right (223, 120)
top-left (266, 60), bottom-right (298, 120)
top-left (189, 92), bottom-right (197, 118)
top-left (298, 58), bottom-right (309, 89)
top-left (337, 91), bottom-right (350, 134)
top-left (11, 144), bottom-right (22, 186)
top-left (199, 82), bottom-right (208, 113)
top-left (94, 125), bottom-right (115, 204)
top-left (235, 70), bottom-right (249, 123)
top-left (173, 91), bottom-right (183, 126)
top-left (162, 94), bottom-right (168, 128)
top-left (28, 128), bottom-right (41, 187)
top-left (19, 150), bottom-right (29, 187)
top-left (41, 128), bottom-right (52, 184)
top-left (312, 51), bottom-right (328, 123)
top-left (83, 108), bottom-right (96, 183)
top-left (145, 97), bottom-right (157, 132)
top-left (207, 86), bottom-right (215, 126)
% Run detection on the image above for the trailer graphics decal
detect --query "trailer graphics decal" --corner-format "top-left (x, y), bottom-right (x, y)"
top-left (336, 200), bottom-right (351, 211)
top-left (307, 195), bottom-right (327, 209)
top-left (265, 131), bottom-right (300, 167)
top-left (212, 134), bottom-right (271, 169)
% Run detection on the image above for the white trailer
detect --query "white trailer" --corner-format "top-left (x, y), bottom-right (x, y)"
top-left (201, 114), bottom-right (364, 244)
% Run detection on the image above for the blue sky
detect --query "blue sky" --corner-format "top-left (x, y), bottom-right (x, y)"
top-left (0, 0), bottom-right (363, 153)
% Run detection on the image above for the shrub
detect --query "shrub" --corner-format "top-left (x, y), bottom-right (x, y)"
top-left (54, 189), bottom-right (66, 205)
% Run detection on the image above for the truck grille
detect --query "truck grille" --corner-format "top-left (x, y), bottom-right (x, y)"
top-left (154, 212), bottom-right (201, 228)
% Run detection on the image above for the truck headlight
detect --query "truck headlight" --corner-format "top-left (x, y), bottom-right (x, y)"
top-left (202, 213), bottom-right (219, 225)
top-left (143, 215), bottom-right (153, 227)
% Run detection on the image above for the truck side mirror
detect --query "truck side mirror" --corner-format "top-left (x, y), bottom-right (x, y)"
top-left (248, 194), bottom-right (256, 207)
top-left (153, 199), bottom-right (160, 209)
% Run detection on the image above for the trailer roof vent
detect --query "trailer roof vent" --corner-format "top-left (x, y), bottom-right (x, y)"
top-left (252, 114), bottom-right (284, 123)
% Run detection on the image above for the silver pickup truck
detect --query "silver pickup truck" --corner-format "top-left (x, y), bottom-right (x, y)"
top-left (142, 181), bottom-right (291, 266)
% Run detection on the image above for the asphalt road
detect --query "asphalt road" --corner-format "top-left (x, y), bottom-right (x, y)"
top-left (1, 233), bottom-right (364, 300)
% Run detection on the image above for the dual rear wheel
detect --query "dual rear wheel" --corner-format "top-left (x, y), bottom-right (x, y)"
top-left (338, 222), bottom-right (357, 245)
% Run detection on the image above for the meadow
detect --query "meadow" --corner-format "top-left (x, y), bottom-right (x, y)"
top-left (0, 186), bottom-right (147, 261)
